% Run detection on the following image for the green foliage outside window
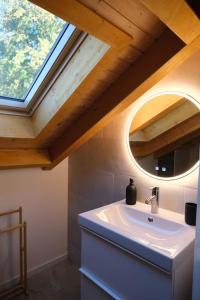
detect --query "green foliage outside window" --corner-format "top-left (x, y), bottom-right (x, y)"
top-left (0, 0), bottom-right (65, 100)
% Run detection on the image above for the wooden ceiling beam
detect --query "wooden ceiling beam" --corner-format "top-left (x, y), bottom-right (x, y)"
top-left (29, 0), bottom-right (132, 48)
top-left (129, 94), bottom-right (185, 135)
top-left (0, 149), bottom-right (51, 169)
top-left (131, 100), bottom-right (199, 140)
top-left (132, 113), bottom-right (200, 157)
top-left (154, 129), bottom-right (200, 159)
top-left (46, 30), bottom-right (188, 168)
top-left (140, 0), bottom-right (200, 44)
top-left (143, 101), bottom-right (198, 140)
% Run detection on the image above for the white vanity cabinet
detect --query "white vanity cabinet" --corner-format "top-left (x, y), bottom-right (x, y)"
top-left (80, 228), bottom-right (193, 300)
top-left (79, 201), bottom-right (195, 300)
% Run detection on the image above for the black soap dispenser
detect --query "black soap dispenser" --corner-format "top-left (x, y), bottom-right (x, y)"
top-left (126, 178), bottom-right (137, 205)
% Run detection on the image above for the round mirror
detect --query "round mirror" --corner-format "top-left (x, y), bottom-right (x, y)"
top-left (128, 93), bottom-right (200, 179)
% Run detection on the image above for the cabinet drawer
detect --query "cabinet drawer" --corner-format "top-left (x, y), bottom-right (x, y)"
top-left (81, 228), bottom-right (172, 300)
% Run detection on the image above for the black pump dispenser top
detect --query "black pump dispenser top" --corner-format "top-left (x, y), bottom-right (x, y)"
top-left (126, 178), bottom-right (137, 205)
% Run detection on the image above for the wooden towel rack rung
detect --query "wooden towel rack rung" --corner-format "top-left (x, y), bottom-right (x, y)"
top-left (0, 207), bottom-right (28, 299)
top-left (0, 224), bottom-right (24, 234)
top-left (0, 209), bottom-right (20, 218)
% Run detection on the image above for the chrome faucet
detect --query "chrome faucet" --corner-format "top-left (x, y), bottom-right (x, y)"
top-left (145, 187), bottom-right (159, 214)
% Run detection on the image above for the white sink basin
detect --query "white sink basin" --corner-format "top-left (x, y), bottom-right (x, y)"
top-left (97, 204), bottom-right (185, 235)
top-left (79, 200), bottom-right (195, 272)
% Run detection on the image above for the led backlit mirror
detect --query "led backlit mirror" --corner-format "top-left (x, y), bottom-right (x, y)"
top-left (128, 93), bottom-right (200, 178)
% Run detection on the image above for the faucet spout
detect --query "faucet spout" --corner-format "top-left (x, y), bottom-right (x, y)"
top-left (145, 187), bottom-right (159, 214)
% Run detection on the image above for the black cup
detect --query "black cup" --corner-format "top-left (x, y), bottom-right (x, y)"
top-left (185, 202), bottom-right (197, 226)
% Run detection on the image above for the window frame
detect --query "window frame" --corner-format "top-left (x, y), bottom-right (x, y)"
top-left (0, 24), bottom-right (86, 115)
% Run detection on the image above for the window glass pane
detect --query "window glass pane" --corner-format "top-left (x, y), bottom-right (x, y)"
top-left (0, 0), bottom-right (66, 101)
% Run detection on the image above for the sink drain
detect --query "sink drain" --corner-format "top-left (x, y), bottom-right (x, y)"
top-left (148, 217), bottom-right (154, 223)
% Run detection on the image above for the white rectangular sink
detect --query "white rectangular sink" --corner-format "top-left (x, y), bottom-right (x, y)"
top-left (79, 200), bottom-right (195, 272)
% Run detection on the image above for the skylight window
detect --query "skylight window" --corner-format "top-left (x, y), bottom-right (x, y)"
top-left (0, 0), bottom-right (77, 111)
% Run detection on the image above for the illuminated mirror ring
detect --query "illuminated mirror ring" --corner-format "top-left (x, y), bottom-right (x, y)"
top-left (127, 92), bottom-right (200, 180)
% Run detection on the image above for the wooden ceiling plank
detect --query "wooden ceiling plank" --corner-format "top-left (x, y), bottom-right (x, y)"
top-left (140, 0), bottom-right (200, 44)
top-left (29, 0), bottom-right (132, 48)
top-left (78, 0), bottom-right (155, 51)
top-left (0, 149), bottom-right (51, 169)
top-left (0, 115), bottom-right (35, 139)
top-left (104, 0), bottom-right (165, 38)
top-left (46, 30), bottom-right (188, 168)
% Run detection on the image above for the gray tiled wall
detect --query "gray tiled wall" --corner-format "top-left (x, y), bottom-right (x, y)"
top-left (68, 107), bottom-right (198, 266)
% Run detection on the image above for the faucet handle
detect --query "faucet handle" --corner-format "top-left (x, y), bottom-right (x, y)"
top-left (149, 186), bottom-right (159, 195)
top-left (152, 187), bottom-right (159, 196)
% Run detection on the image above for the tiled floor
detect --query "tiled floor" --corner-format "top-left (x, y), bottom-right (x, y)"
top-left (13, 259), bottom-right (80, 300)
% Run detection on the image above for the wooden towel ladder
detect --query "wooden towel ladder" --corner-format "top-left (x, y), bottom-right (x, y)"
top-left (0, 207), bottom-right (28, 299)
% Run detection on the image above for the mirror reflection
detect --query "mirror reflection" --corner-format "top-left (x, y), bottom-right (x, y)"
top-left (129, 94), bottom-right (200, 178)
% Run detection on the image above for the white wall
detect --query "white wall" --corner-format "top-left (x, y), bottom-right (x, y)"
top-left (0, 158), bottom-right (68, 284)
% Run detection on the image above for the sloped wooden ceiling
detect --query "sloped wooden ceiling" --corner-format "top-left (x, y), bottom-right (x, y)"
top-left (0, 0), bottom-right (200, 169)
